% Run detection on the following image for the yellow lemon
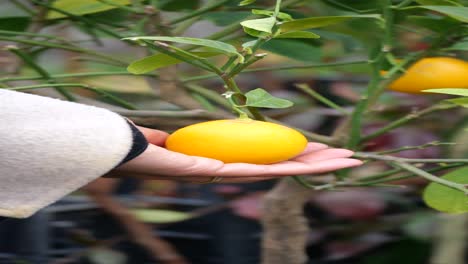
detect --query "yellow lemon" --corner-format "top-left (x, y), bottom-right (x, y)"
top-left (388, 57), bottom-right (468, 94)
top-left (166, 119), bottom-right (308, 164)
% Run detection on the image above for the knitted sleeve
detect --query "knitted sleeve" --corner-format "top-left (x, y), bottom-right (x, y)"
top-left (0, 89), bottom-right (146, 218)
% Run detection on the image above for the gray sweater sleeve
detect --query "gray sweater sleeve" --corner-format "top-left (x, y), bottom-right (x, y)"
top-left (0, 89), bottom-right (134, 218)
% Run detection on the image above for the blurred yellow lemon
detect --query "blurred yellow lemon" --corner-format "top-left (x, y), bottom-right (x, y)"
top-left (388, 57), bottom-right (468, 94)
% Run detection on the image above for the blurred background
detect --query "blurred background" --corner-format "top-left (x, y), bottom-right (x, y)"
top-left (1, 0), bottom-right (468, 263)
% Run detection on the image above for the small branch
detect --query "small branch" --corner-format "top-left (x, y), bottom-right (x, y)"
top-left (11, 0), bottom-right (36, 15)
top-left (394, 0), bottom-right (414, 9)
top-left (393, 162), bottom-right (468, 194)
top-left (221, 55), bottom-right (238, 71)
top-left (0, 71), bottom-right (157, 83)
top-left (297, 162), bottom-right (466, 189)
top-left (6, 45), bottom-right (75, 101)
top-left (345, 53), bottom-right (383, 148)
top-left (227, 52), bottom-right (268, 78)
top-left (265, 117), bottom-right (336, 145)
top-left (376, 141), bottom-right (455, 155)
top-left (295, 83), bottom-right (349, 115)
top-left (182, 60), bottom-right (368, 83)
top-left (0, 36), bottom-right (127, 65)
top-left (184, 83), bottom-right (233, 109)
top-left (5, 83), bottom-right (137, 110)
top-left (169, 0), bottom-right (231, 25)
top-left (115, 109), bottom-right (229, 119)
top-left (361, 103), bottom-right (457, 143)
top-left (356, 167), bottom-right (404, 182)
top-left (356, 163), bottom-right (465, 186)
top-left (354, 151), bottom-right (468, 164)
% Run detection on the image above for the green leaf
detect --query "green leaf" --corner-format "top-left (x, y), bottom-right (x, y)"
top-left (447, 40), bottom-right (468, 51)
top-left (47, 0), bottom-right (130, 19)
top-left (132, 209), bottom-right (191, 223)
top-left (279, 15), bottom-right (381, 32)
top-left (406, 15), bottom-right (460, 32)
top-left (418, 6), bottom-right (468, 23)
top-left (275, 31), bottom-right (320, 39)
top-left (242, 40), bottom-right (257, 48)
top-left (239, 0), bottom-right (256, 6)
top-left (260, 39), bottom-right (321, 62)
top-left (322, 0), bottom-right (383, 12)
top-left (423, 88), bottom-right (468, 96)
top-left (202, 11), bottom-right (250, 26)
top-left (446, 97), bottom-right (468, 107)
top-left (423, 166), bottom-right (468, 213)
top-left (242, 27), bottom-right (272, 38)
top-left (245, 88), bottom-right (293, 108)
top-left (251, 9), bottom-right (293, 21)
top-left (156, 0), bottom-right (200, 11)
top-left (124, 36), bottom-right (243, 60)
top-left (414, 0), bottom-right (461, 6)
top-left (240, 17), bottom-right (276, 34)
top-left (0, 17), bottom-right (30, 31)
top-left (127, 52), bottom-right (220, 74)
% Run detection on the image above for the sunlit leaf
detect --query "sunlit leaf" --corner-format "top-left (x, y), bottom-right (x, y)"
top-left (423, 88), bottom-right (468, 96)
top-left (446, 97), bottom-right (468, 107)
top-left (251, 9), bottom-right (293, 21)
top-left (423, 166), bottom-right (468, 213)
top-left (47, 0), bottom-right (130, 19)
top-left (241, 17), bottom-right (276, 33)
top-left (124, 36), bottom-right (242, 59)
top-left (275, 31), bottom-right (320, 39)
top-left (446, 40), bottom-right (468, 51)
top-left (239, 0), bottom-right (256, 6)
top-left (279, 15), bottom-right (381, 32)
top-left (245, 88), bottom-right (293, 108)
top-left (127, 52), bottom-right (220, 74)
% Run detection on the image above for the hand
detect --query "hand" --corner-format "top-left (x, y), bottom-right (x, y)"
top-left (108, 126), bottom-right (363, 183)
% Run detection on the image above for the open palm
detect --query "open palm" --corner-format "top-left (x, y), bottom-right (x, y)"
top-left (110, 126), bottom-right (362, 183)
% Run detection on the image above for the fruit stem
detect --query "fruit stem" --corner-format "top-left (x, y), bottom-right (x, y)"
top-left (223, 91), bottom-right (251, 119)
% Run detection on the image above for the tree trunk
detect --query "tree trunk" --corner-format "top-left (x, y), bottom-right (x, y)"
top-left (261, 178), bottom-right (312, 264)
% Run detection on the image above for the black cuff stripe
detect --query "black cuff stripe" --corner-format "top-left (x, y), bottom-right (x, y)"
top-left (117, 121), bottom-right (149, 166)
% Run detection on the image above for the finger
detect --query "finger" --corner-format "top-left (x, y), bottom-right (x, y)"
top-left (293, 148), bottom-right (354, 163)
top-left (293, 142), bottom-right (329, 158)
top-left (124, 173), bottom-right (276, 183)
top-left (136, 126), bottom-right (169, 146)
top-left (216, 158), bottom-right (363, 177)
top-left (272, 158), bottom-right (363, 176)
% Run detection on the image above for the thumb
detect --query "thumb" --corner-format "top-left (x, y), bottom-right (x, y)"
top-left (136, 125), bottom-right (169, 147)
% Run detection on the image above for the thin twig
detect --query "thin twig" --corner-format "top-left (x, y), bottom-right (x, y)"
top-left (361, 103), bottom-right (457, 143)
top-left (376, 141), bottom-right (455, 155)
top-left (393, 162), bottom-right (468, 194)
top-left (295, 83), bottom-right (349, 115)
top-left (4, 83), bottom-right (137, 110)
top-left (354, 151), bottom-right (468, 164)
